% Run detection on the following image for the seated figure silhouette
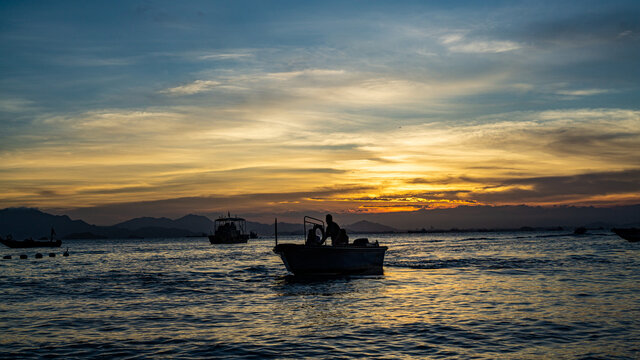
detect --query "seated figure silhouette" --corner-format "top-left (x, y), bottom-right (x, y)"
top-left (306, 228), bottom-right (321, 245)
top-left (322, 214), bottom-right (348, 246)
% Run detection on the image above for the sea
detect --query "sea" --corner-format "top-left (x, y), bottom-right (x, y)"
top-left (1, 231), bottom-right (639, 359)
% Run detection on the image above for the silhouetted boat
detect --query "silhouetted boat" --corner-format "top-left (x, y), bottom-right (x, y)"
top-left (0, 228), bottom-right (61, 248)
top-left (612, 228), bottom-right (640, 242)
top-left (208, 214), bottom-right (250, 244)
top-left (273, 216), bottom-right (388, 276)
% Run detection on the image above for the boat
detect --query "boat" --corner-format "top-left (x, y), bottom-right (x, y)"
top-left (0, 228), bottom-right (61, 248)
top-left (208, 214), bottom-right (250, 244)
top-left (0, 236), bottom-right (62, 248)
top-left (273, 216), bottom-right (388, 276)
top-left (612, 228), bottom-right (640, 242)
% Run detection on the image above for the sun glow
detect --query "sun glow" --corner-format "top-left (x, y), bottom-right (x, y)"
top-left (2, 108), bottom-right (638, 216)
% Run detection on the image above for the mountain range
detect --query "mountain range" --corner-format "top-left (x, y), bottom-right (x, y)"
top-left (0, 208), bottom-right (395, 240)
top-left (1, 204), bottom-right (638, 240)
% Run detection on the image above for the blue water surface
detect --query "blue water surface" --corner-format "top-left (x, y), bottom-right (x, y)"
top-left (1, 232), bottom-right (639, 359)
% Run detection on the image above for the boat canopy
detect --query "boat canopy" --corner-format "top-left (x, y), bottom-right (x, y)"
top-left (213, 216), bottom-right (248, 234)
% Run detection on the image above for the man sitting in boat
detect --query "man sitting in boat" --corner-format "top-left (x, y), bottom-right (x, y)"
top-left (306, 228), bottom-right (322, 245)
top-left (322, 214), bottom-right (349, 246)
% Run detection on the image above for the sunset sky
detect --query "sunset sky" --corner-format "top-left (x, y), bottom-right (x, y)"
top-left (1, 1), bottom-right (639, 225)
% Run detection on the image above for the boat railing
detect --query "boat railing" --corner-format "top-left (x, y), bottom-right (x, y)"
top-left (304, 216), bottom-right (324, 235)
top-left (238, 220), bottom-right (246, 235)
top-left (274, 216), bottom-right (326, 247)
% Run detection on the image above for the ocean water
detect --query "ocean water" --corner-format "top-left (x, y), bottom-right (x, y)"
top-left (1, 232), bottom-right (639, 359)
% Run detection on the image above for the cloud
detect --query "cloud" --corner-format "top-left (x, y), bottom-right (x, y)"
top-left (0, 98), bottom-right (35, 113)
top-left (556, 89), bottom-right (612, 96)
top-left (431, 108), bottom-right (640, 168)
top-left (522, 9), bottom-right (640, 47)
top-left (34, 109), bottom-right (191, 145)
top-left (328, 168), bottom-right (640, 212)
top-left (158, 69), bottom-right (349, 97)
top-left (55, 185), bottom-right (377, 225)
top-left (448, 40), bottom-right (521, 53)
top-left (472, 169), bottom-right (640, 205)
top-left (160, 80), bottom-right (221, 95)
top-left (209, 67), bottom-right (512, 111)
top-left (408, 176), bottom-right (474, 185)
top-left (265, 69), bottom-right (346, 80)
top-left (198, 52), bottom-right (254, 61)
top-left (440, 33), bottom-right (464, 44)
top-left (440, 33), bottom-right (521, 53)
top-left (504, 169), bottom-right (640, 194)
top-left (55, 56), bottom-right (135, 67)
top-left (3, 105), bottom-right (638, 216)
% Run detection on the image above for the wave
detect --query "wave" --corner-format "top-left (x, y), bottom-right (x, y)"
top-left (387, 257), bottom-right (560, 270)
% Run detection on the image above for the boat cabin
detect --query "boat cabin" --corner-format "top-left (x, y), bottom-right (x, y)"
top-left (209, 216), bottom-right (250, 244)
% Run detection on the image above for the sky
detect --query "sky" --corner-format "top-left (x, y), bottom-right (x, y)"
top-left (1, 0), bottom-right (639, 225)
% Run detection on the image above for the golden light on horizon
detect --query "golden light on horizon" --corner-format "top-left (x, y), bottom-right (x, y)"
top-left (2, 107), bottom-right (639, 213)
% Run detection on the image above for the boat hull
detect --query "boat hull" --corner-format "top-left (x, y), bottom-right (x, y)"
top-left (208, 234), bottom-right (249, 244)
top-left (0, 237), bottom-right (62, 248)
top-left (613, 228), bottom-right (640, 242)
top-left (273, 243), bottom-right (387, 276)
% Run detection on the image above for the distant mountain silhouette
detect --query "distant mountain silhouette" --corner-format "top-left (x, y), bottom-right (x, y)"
top-left (173, 215), bottom-right (215, 233)
top-left (0, 208), bottom-right (203, 239)
top-left (358, 204), bottom-right (640, 230)
top-left (125, 226), bottom-right (202, 238)
top-left (345, 220), bottom-right (397, 233)
top-left (246, 220), bottom-right (301, 235)
top-left (114, 215), bottom-right (301, 236)
top-left (115, 214), bottom-right (213, 234)
top-left (0, 208), bottom-right (304, 239)
top-left (248, 220), bottom-right (396, 235)
top-left (0, 207), bottom-right (104, 239)
top-left (115, 216), bottom-right (182, 230)
top-left (3, 204), bottom-right (639, 240)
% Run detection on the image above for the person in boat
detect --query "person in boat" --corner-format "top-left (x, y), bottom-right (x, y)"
top-left (306, 228), bottom-right (322, 245)
top-left (322, 214), bottom-right (349, 246)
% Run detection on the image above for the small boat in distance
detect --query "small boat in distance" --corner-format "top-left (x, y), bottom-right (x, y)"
top-left (273, 216), bottom-right (388, 276)
top-left (0, 228), bottom-right (62, 248)
top-left (612, 228), bottom-right (640, 242)
top-left (209, 214), bottom-right (250, 244)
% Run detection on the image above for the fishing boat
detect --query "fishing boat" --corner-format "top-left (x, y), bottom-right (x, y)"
top-left (273, 216), bottom-right (388, 276)
top-left (612, 228), bottom-right (640, 242)
top-left (208, 214), bottom-right (250, 244)
top-left (0, 228), bottom-right (61, 248)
